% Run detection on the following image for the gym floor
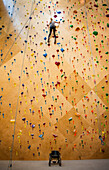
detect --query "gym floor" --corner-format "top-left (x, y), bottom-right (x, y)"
top-left (0, 159), bottom-right (109, 170)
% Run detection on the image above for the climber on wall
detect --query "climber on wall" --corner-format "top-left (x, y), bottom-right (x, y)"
top-left (48, 18), bottom-right (60, 44)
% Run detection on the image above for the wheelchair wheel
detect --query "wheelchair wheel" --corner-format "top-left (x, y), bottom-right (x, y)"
top-left (59, 160), bottom-right (61, 166)
top-left (49, 160), bottom-right (51, 166)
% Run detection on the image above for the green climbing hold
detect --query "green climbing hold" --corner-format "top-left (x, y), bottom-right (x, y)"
top-left (70, 25), bottom-right (73, 28)
top-left (105, 52), bottom-right (108, 54)
top-left (104, 115), bottom-right (107, 118)
top-left (107, 23), bottom-right (109, 27)
top-left (61, 74), bottom-right (64, 78)
top-left (74, 37), bottom-right (77, 40)
top-left (93, 31), bottom-right (98, 36)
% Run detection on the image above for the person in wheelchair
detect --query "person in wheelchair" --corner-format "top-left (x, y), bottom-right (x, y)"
top-left (49, 150), bottom-right (61, 166)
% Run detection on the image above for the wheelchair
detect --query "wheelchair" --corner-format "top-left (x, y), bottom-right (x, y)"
top-left (49, 150), bottom-right (61, 166)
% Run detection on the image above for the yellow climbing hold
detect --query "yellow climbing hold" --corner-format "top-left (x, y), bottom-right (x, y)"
top-left (10, 119), bottom-right (15, 123)
top-left (31, 53), bottom-right (34, 56)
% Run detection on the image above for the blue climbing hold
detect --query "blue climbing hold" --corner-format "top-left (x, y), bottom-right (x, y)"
top-left (29, 17), bottom-right (32, 19)
top-left (44, 37), bottom-right (47, 40)
top-left (28, 145), bottom-right (31, 149)
top-left (39, 134), bottom-right (43, 138)
top-left (60, 48), bottom-right (65, 52)
top-left (57, 42), bottom-right (61, 45)
top-left (32, 124), bottom-right (35, 128)
top-left (57, 11), bottom-right (61, 14)
top-left (43, 53), bottom-right (47, 57)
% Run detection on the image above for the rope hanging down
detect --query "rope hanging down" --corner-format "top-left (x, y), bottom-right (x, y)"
top-left (7, 1), bottom-right (35, 169)
top-left (1, 0), bottom-right (17, 63)
top-left (0, 0), bottom-right (39, 67)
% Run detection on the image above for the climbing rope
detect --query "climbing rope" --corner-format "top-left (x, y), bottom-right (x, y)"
top-left (0, 0), bottom-right (39, 67)
top-left (1, 0), bottom-right (17, 63)
top-left (7, 1), bottom-right (34, 169)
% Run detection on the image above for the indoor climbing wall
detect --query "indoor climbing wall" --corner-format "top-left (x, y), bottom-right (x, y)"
top-left (0, 0), bottom-right (109, 161)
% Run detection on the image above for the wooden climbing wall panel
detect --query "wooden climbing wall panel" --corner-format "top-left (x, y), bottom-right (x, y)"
top-left (0, 0), bottom-right (109, 160)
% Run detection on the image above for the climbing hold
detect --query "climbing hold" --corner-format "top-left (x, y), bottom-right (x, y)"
top-left (22, 117), bottom-right (26, 123)
top-left (43, 53), bottom-right (47, 57)
top-left (105, 52), bottom-right (108, 54)
top-left (69, 117), bottom-right (72, 121)
top-left (102, 4), bottom-right (107, 6)
top-left (10, 119), bottom-right (15, 123)
top-left (106, 14), bottom-right (109, 18)
top-left (73, 10), bottom-right (77, 14)
top-left (60, 48), bottom-right (64, 52)
top-left (75, 112), bottom-right (80, 117)
top-left (55, 61), bottom-right (60, 67)
top-left (93, 31), bottom-right (98, 36)
top-left (75, 27), bottom-right (80, 31)
top-left (70, 25), bottom-right (73, 28)
top-left (94, 4), bottom-right (98, 8)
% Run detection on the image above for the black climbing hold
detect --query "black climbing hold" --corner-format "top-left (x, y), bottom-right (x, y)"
top-left (25, 25), bottom-right (28, 28)
top-left (102, 4), bottom-right (107, 6)
top-left (106, 14), bottom-right (109, 17)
